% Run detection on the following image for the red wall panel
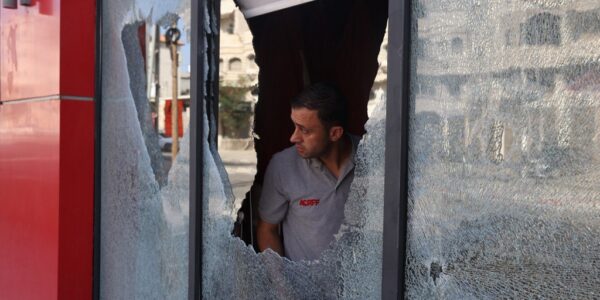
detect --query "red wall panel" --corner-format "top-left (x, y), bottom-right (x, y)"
top-left (0, 99), bottom-right (61, 300)
top-left (0, 100), bottom-right (95, 300)
top-left (0, 0), bottom-right (96, 298)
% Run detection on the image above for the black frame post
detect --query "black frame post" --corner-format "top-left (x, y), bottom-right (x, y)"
top-left (189, 0), bottom-right (206, 298)
top-left (382, 0), bottom-right (412, 298)
top-left (93, 0), bottom-right (103, 297)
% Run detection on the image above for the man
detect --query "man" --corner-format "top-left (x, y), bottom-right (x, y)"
top-left (257, 83), bottom-right (359, 261)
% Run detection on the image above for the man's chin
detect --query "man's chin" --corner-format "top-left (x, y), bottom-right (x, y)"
top-left (295, 148), bottom-right (310, 158)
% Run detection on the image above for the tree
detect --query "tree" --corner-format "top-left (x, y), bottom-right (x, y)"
top-left (219, 80), bottom-right (253, 138)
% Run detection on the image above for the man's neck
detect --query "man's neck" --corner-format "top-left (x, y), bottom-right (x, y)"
top-left (318, 135), bottom-right (352, 179)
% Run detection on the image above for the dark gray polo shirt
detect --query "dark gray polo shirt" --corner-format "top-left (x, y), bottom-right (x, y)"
top-left (259, 135), bottom-right (359, 261)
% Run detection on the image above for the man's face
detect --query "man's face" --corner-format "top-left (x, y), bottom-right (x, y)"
top-left (290, 107), bottom-right (331, 159)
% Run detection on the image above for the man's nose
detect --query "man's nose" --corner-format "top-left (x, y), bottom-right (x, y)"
top-left (290, 128), bottom-right (301, 143)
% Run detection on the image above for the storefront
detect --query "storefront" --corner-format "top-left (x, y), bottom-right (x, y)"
top-left (2, 0), bottom-right (600, 299)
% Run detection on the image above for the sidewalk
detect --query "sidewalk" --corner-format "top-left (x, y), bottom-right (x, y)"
top-left (218, 149), bottom-right (257, 201)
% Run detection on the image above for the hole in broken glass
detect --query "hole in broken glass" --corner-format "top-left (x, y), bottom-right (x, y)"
top-left (106, 0), bottom-right (389, 297)
top-left (216, 0), bottom-right (388, 271)
top-left (217, 1), bottom-right (260, 246)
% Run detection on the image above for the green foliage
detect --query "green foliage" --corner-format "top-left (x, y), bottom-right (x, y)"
top-left (219, 82), bottom-right (253, 138)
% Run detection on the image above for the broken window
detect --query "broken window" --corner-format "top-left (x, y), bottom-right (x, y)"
top-left (94, 0), bottom-right (600, 297)
top-left (407, 1), bottom-right (600, 298)
top-left (99, 0), bottom-right (192, 298)
top-left (100, 0), bottom-right (389, 298)
top-left (210, 0), bottom-right (389, 298)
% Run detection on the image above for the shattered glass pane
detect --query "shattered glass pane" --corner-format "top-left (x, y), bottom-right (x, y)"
top-left (407, 0), bottom-right (600, 298)
top-left (100, 0), bottom-right (192, 298)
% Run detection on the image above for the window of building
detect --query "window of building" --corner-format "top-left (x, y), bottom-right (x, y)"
top-left (451, 37), bottom-right (463, 54)
top-left (222, 15), bottom-right (235, 34)
top-left (567, 9), bottom-right (600, 41)
top-left (417, 38), bottom-right (429, 58)
top-left (228, 58), bottom-right (242, 71)
top-left (247, 54), bottom-right (256, 68)
top-left (521, 12), bottom-right (561, 46)
top-left (525, 68), bottom-right (556, 89)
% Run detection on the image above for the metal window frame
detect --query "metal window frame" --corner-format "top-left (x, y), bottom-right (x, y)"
top-left (189, 0), bottom-right (206, 297)
top-left (382, 0), bottom-right (412, 299)
top-left (189, 0), bottom-right (220, 298)
top-left (93, 0), bottom-right (103, 297)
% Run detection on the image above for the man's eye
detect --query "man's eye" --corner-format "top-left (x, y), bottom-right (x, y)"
top-left (301, 128), bottom-right (309, 134)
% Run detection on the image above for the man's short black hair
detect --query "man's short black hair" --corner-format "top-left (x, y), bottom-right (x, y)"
top-left (290, 83), bottom-right (347, 129)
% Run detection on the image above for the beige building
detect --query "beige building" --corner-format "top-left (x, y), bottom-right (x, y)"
top-left (219, 0), bottom-right (389, 98)
top-left (220, 0), bottom-right (259, 87)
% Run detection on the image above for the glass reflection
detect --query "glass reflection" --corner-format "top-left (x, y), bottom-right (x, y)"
top-left (407, 0), bottom-right (600, 298)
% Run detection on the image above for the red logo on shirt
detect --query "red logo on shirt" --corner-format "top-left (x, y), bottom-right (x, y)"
top-left (299, 199), bottom-right (320, 206)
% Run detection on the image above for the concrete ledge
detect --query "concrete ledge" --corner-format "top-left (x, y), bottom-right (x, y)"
top-left (218, 137), bottom-right (255, 150)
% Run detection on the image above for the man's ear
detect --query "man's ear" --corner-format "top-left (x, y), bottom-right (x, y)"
top-left (329, 126), bottom-right (344, 142)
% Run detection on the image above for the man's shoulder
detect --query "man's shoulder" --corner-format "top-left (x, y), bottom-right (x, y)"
top-left (270, 145), bottom-right (301, 166)
top-left (264, 146), bottom-right (303, 183)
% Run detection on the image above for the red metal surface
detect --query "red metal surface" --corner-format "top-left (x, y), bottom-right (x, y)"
top-left (0, 0), bottom-right (61, 102)
top-left (165, 99), bottom-right (185, 137)
top-left (57, 100), bottom-right (94, 299)
top-left (0, 100), bottom-right (95, 300)
top-left (0, 99), bottom-right (62, 300)
top-left (0, 0), bottom-right (96, 298)
top-left (59, 0), bottom-right (95, 97)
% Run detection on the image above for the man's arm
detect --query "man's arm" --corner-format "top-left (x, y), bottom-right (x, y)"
top-left (257, 219), bottom-right (284, 256)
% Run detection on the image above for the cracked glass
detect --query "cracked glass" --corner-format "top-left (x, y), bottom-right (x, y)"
top-left (407, 0), bottom-right (600, 298)
top-left (100, 0), bottom-right (192, 298)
